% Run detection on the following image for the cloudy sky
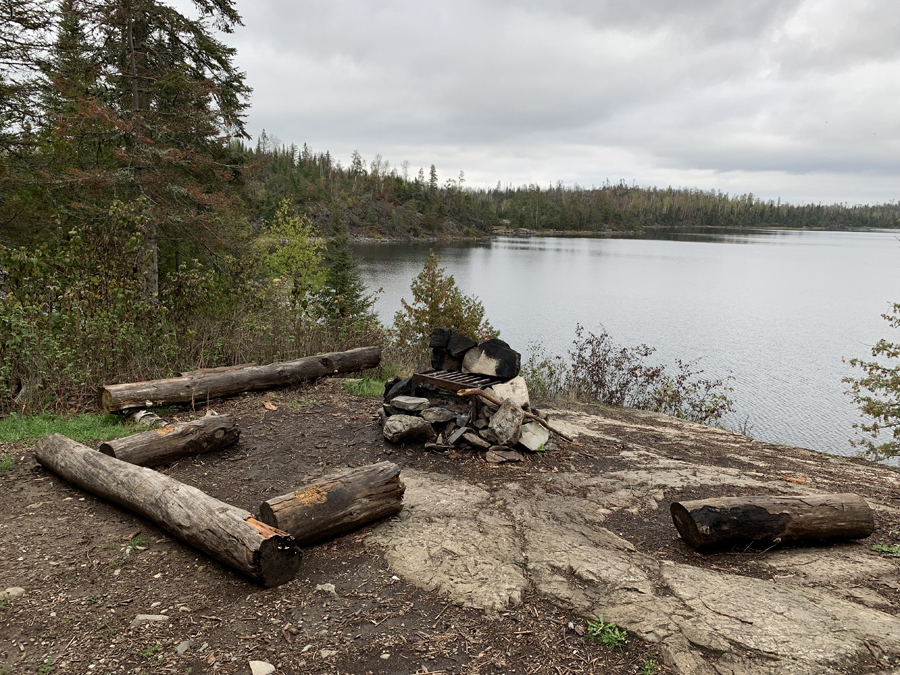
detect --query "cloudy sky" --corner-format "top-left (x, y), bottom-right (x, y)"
top-left (224, 0), bottom-right (900, 205)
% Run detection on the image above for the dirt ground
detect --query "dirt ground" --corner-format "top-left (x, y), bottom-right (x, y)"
top-left (2, 379), bottom-right (899, 675)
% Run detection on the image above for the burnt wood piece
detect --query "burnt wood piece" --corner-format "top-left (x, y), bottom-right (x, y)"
top-left (456, 387), bottom-right (577, 443)
top-left (35, 434), bottom-right (301, 586)
top-left (99, 415), bottom-right (240, 467)
top-left (431, 348), bottom-right (463, 372)
top-left (258, 462), bottom-right (404, 546)
top-left (410, 370), bottom-right (504, 396)
top-left (670, 493), bottom-right (875, 552)
top-left (99, 346), bottom-right (381, 413)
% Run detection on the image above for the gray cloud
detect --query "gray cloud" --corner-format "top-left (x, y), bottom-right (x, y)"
top-left (225, 0), bottom-right (900, 204)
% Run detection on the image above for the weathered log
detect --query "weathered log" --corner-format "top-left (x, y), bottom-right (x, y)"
top-left (258, 462), bottom-right (404, 546)
top-left (457, 387), bottom-right (577, 443)
top-left (99, 346), bottom-right (381, 413)
top-left (35, 434), bottom-right (301, 586)
top-left (178, 363), bottom-right (257, 377)
top-left (670, 493), bottom-right (875, 552)
top-left (99, 414), bottom-right (240, 467)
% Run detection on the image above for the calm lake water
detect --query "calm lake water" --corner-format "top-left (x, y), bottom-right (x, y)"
top-left (352, 229), bottom-right (900, 457)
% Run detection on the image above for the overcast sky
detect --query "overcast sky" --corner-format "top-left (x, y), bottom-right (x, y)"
top-left (225, 0), bottom-right (900, 205)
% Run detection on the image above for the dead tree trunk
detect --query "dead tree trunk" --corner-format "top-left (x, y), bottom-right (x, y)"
top-left (99, 415), bottom-right (240, 467)
top-left (99, 346), bottom-right (381, 413)
top-left (35, 434), bottom-right (301, 586)
top-left (670, 493), bottom-right (875, 552)
top-left (258, 462), bottom-right (404, 546)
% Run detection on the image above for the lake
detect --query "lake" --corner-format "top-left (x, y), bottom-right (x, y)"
top-left (351, 229), bottom-right (900, 457)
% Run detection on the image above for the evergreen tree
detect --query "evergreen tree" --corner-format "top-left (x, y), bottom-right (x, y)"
top-left (321, 203), bottom-right (376, 325)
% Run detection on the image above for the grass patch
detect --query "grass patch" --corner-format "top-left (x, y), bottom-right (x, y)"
top-left (586, 614), bottom-right (628, 649)
top-left (0, 454), bottom-right (13, 470)
top-left (872, 544), bottom-right (900, 557)
top-left (139, 645), bottom-right (162, 660)
top-left (0, 413), bottom-right (137, 444)
top-left (342, 378), bottom-right (384, 397)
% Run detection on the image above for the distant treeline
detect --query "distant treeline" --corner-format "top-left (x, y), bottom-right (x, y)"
top-left (243, 135), bottom-right (900, 237)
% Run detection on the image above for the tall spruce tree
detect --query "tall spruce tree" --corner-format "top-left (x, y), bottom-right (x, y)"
top-left (27, 0), bottom-right (251, 297)
top-left (322, 203), bottom-right (376, 325)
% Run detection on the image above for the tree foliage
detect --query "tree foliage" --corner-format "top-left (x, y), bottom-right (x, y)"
top-left (844, 303), bottom-right (900, 459)
top-left (263, 198), bottom-right (324, 317)
top-left (321, 204), bottom-right (376, 327)
top-left (393, 251), bottom-right (498, 352)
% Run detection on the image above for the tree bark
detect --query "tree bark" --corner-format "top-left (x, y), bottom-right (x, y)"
top-left (99, 414), bottom-right (240, 467)
top-left (99, 346), bottom-right (381, 413)
top-left (670, 493), bottom-right (875, 552)
top-left (35, 434), bottom-right (301, 586)
top-left (178, 364), bottom-right (257, 377)
top-left (258, 462), bottom-right (404, 546)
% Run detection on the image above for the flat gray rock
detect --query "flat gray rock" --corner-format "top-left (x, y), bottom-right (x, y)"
top-left (462, 432), bottom-right (491, 449)
top-left (130, 614), bottom-right (170, 628)
top-left (421, 407), bottom-right (456, 424)
top-left (390, 395), bottom-right (430, 412)
top-left (383, 415), bottom-right (434, 443)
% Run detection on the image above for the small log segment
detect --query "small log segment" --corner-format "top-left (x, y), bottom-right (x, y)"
top-left (670, 493), bottom-right (875, 552)
top-left (259, 462), bottom-right (404, 546)
top-left (99, 346), bottom-right (381, 413)
top-left (35, 434), bottom-right (301, 586)
top-left (457, 387), bottom-right (577, 443)
top-left (99, 415), bottom-right (240, 467)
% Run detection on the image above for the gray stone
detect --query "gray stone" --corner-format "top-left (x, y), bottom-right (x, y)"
top-left (249, 661), bottom-right (276, 675)
top-left (130, 614), bottom-right (170, 628)
top-left (175, 640), bottom-right (194, 656)
top-left (455, 414), bottom-right (469, 428)
top-left (486, 449), bottom-right (524, 463)
top-left (315, 583), bottom-right (337, 596)
top-left (486, 399), bottom-right (524, 446)
top-left (518, 422), bottom-right (550, 452)
top-left (390, 396), bottom-right (430, 412)
top-left (0, 587), bottom-right (25, 601)
top-left (424, 443), bottom-right (451, 452)
top-left (383, 377), bottom-right (412, 402)
top-left (473, 417), bottom-right (488, 429)
top-left (462, 432), bottom-right (491, 449)
top-left (447, 427), bottom-right (469, 446)
top-left (383, 415), bottom-right (434, 443)
top-left (462, 339), bottom-right (521, 379)
top-left (487, 376), bottom-right (531, 411)
top-left (421, 407), bottom-right (456, 424)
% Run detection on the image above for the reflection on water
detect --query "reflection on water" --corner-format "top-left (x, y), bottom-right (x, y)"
top-left (352, 229), bottom-right (900, 457)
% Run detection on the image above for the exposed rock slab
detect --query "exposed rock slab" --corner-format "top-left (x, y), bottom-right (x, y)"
top-left (382, 415), bottom-right (434, 443)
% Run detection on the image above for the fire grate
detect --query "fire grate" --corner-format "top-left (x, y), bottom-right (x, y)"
top-left (410, 369), bottom-right (506, 395)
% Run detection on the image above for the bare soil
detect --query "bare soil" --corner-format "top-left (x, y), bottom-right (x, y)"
top-left (2, 380), bottom-right (899, 675)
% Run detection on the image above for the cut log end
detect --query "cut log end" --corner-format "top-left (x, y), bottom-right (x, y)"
top-left (246, 517), bottom-right (303, 587)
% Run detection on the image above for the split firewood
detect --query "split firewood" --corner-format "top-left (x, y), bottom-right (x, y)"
top-left (670, 493), bottom-right (875, 552)
top-left (35, 434), bottom-right (301, 586)
top-left (258, 462), bottom-right (404, 546)
top-left (99, 346), bottom-right (381, 413)
top-left (456, 388), bottom-right (577, 443)
top-left (99, 415), bottom-right (240, 467)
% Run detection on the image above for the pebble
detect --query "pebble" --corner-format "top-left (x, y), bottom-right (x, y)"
top-left (129, 614), bottom-right (170, 628)
top-left (319, 649), bottom-right (337, 658)
top-left (249, 660), bottom-right (276, 675)
top-left (1, 587), bottom-right (26, 600)
top-left (175, 640), bottom-right (194, 655)
top-left (380, 653), bottom-right (390, 660)
top-left (315, 583), bottom-right (337, 597)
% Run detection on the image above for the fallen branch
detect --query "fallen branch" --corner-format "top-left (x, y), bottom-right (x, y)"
top-left (35, 434), bottom-right (301, 586)
top-left (456, 388), bottom-right (577, 443)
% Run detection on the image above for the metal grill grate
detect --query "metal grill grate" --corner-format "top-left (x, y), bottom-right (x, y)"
top-left (410, 369), bottom-right (506, 395)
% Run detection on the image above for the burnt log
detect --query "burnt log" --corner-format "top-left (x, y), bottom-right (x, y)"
top-left (99, 415), bottom-right (240, 467)
top-left (99, 346), bottom-right (381, 413)
top-left (670, 493), bottom-right (875, 552)
top-left (428, 328), bottom-right (452, 349)
top-left (258, 462), bottom-right (404, 546)
top-left (35, 434), bottom-right (301, 586)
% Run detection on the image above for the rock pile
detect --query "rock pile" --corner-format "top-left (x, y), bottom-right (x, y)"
top-left (380, 330), bottom-right (553, 462)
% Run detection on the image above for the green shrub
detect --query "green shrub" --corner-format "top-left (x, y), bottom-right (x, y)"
top-left (392, 251), bottom-right (498, 362)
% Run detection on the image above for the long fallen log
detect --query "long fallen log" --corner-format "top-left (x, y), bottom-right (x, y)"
top-left (456, 387), bottom-right (577, 443)
top-left (258, 462), bottom-right (404, 546)
top-left (99, 414), bottom-right (240, 467)
top-left (670, 493), bottom-right (875, 552)
top-left (99, 346), bottom-right (381, 413)
top-left (35, 434), bottom-right (301, 586)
